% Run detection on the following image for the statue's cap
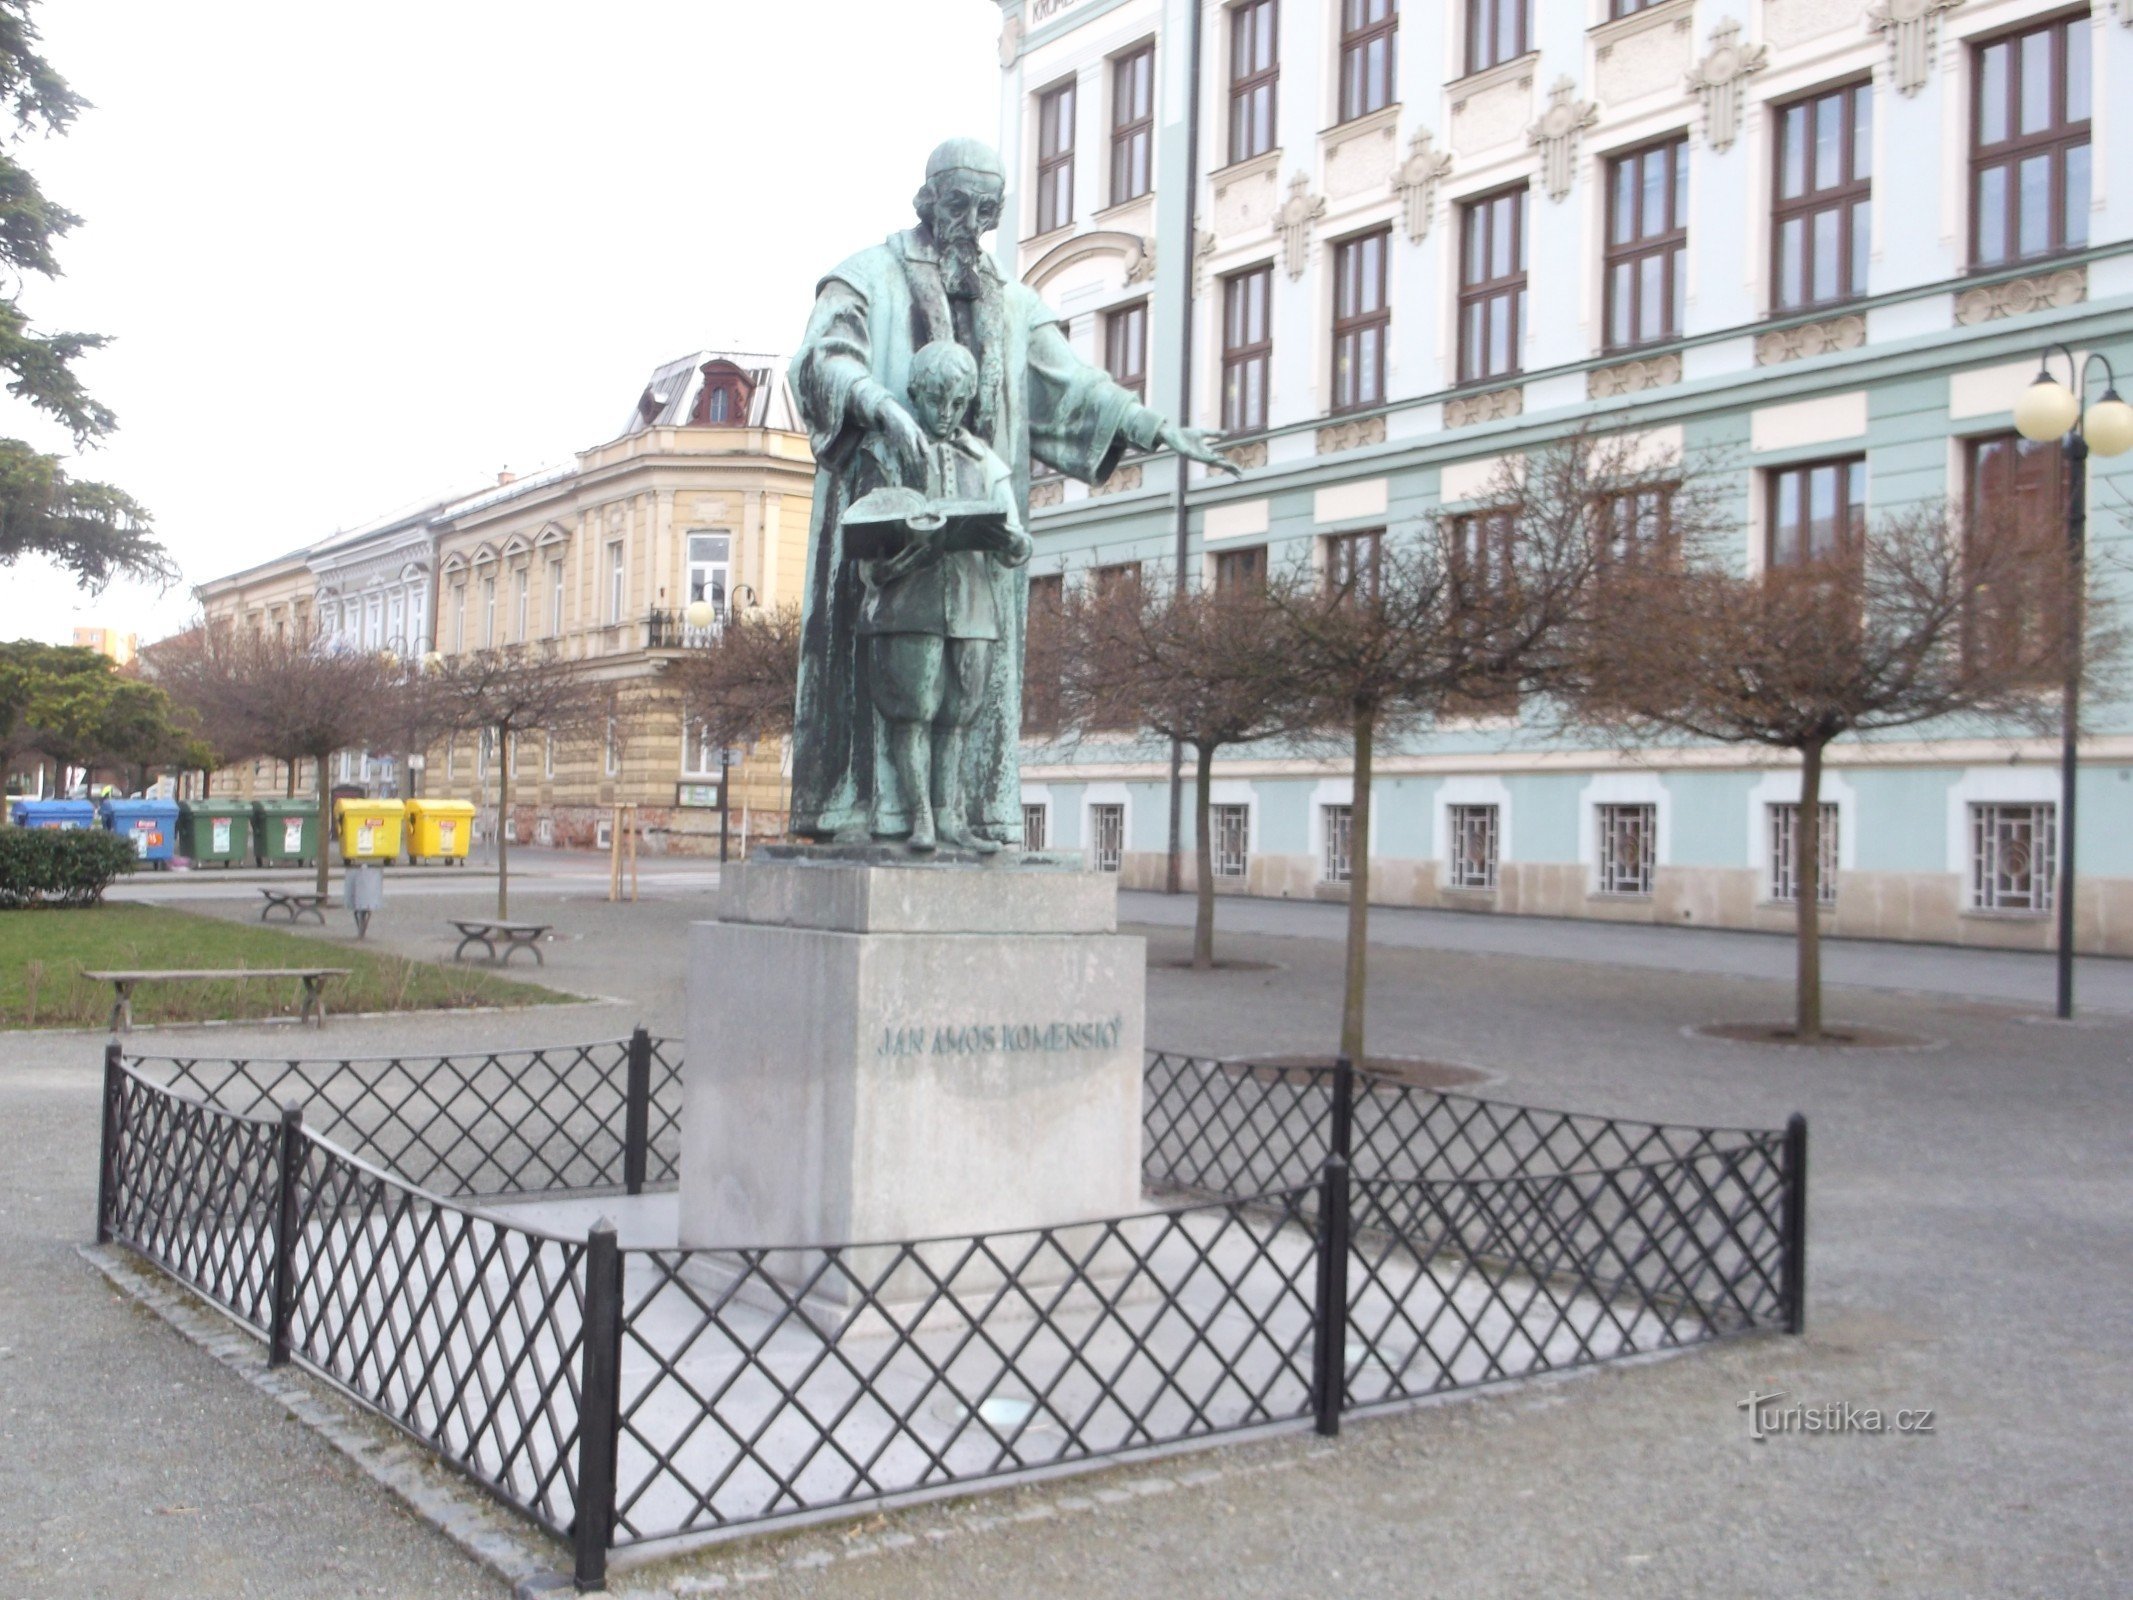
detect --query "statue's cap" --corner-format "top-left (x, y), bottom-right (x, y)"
top-left (925, 138), bottom-right (1005, 185)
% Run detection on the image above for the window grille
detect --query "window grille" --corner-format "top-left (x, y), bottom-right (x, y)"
top-left (1090, 804), bottom-right (1125, 873)
top-left (1449, 803), bottom-right (1499, 890)
top-left (1022, 803), bottom-right (1048, 851)
top-left (1597, 802), bottom-right (1655, 896)
top-left (1769, 803), bottom-right (1838, 905)
top-left (1212, 804), bottom-right (1250, 879)
top-left (1323, 804), bottom-right (1354, 884)
top-left (1971, 802), bottom-right (2055, 912)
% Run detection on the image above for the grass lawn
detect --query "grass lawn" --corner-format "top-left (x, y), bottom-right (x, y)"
top-left (0, 903), bottom-right (569, 1029)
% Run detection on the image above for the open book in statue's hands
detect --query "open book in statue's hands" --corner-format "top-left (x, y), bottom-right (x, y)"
top-left (841, 486), bottom-right (1015, 561)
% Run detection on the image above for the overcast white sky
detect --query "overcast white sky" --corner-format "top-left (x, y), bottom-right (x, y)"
top-left (0, 0), bottom-right (1001, 649)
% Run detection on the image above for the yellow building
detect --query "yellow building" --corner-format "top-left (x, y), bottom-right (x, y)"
top-left (70, 626), bottom-right (139, 666)
top-left (192, 351), bottom-right (816, 852)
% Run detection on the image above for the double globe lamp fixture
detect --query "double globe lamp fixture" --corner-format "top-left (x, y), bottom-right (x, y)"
top-left (2013, 350), bottom-right (2133, 456)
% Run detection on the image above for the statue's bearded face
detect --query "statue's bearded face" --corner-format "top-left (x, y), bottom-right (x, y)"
top-left (923, 173), bottom-right (1004, 265)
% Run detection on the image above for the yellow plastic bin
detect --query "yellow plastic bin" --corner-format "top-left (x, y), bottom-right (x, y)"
top-left (405, 798), bottom-right (477, 865)
top-left (334, 798), bottom-right (406, 863)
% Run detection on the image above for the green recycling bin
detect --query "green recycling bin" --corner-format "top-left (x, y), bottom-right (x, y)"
top-left (178, 799), bottom-right (253, 867)
top-left (253, 797), bottom-right (321, 867)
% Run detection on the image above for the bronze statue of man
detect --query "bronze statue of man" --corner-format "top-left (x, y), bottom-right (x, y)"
top-left (790, 136), bottom-right (1236, 847)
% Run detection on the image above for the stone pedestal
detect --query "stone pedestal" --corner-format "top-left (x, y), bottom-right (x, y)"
top-left (679, 854), bottom-right (1146, 1274)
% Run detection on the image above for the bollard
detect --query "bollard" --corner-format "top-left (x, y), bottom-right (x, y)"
top-left (622, 1028), bottom-right (652, 1197)
top-left (96, 1041), bottom-right (123, 1245)
top-left (1782, 1113), bottom-right (1809, 1336)
top-left (1311, 1154), bottom-right (1353, 1438)
top-left (269, 1104), bottom-right (305, 1367)
top-left (573, 1220), bottom-right (624, 1591)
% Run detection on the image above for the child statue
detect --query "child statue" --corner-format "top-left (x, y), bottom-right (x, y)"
top-left (845, 339), bottom-right (1033, 852)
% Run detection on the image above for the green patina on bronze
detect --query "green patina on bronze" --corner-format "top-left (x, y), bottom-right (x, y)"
top-left (790, 137), bottom-right (1236, 853)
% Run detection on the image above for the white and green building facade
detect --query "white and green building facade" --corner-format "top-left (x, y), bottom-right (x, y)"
top-left (992, 0), bottom-right (2133, 954)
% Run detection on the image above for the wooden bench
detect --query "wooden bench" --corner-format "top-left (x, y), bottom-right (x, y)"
top-left (82, 968), bottom-right (352, 1034)
top-left (449, 919), bottom-right (552, 966)
top-left (259, 887), bottom-right (328, 924)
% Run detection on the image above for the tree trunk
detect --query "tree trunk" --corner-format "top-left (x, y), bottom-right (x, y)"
top-left (1192, 741), bottom-right (1216, 969)
top-left (1340, 703), bottom-right (1376, 1063)
top-left (496, 728), bottom-right (512, 920)
top-left (314, 756), bottom-right (332, 900)
top-left (1795, 739), bottom-right (1826, 1043)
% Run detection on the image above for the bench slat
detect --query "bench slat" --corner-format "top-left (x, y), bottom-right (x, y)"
top-left (84, 969), bottom-right (351, 980)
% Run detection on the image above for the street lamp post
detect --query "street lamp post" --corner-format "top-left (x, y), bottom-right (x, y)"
top-left (2011, 348), bottom-right (2133, 1018)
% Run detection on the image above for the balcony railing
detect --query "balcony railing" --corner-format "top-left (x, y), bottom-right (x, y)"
top-left (644, 609), bottom-right (721, 649)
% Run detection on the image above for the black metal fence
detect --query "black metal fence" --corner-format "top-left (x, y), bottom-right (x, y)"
top-left (98, 1037), bottom-right (1805, 1590)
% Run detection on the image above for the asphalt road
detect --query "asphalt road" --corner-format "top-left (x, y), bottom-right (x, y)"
top-left (3, 866), bottom-right (2127, 1599)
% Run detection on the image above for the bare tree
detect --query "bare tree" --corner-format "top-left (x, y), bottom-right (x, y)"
top-left (1260, 438), bottom-right (1638, 1061)
top-left (1566, 479), bottom-right (2117, 1040)
top-left (1059, 569), bottom-right (1312, 968)
top-left (657, 605), bottom-right (801, 753)
top-left (154, 621), bottom-right (408, 897)
top-left (423, 643), bottom-right (614, 917)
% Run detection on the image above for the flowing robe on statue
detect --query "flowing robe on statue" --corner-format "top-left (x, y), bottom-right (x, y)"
top-left (790, 227), bottom-right (1159, 841)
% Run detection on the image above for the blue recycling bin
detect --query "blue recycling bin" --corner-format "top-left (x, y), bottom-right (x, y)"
top-left (13, 798), bottom-right (96, 830)
top-left (100, 797), bottom-right (180, 867)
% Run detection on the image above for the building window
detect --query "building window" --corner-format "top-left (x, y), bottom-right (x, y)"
top-left (1971, 802), bottom-right (2055, 912)
top-left (604, 715), bottom-right (619, 777)
top-left (1965, 432), bottom-right (2067, 680)
top-left (1457, 185), bottom-right (1527, 384)
top-left (514, 568), bottom-right (530, 642)
top-left (607, 541), bottom-right (626, 624)
top-left (1228, 0), bottom-right (1278, 165)
top-left (1448, 508), bottom-right (1516, 605)
top-left (1971, 14), bottom-right (2090, 268)
top-left (1090, 803), bottom-right (1125, 872)
top-left (1324, 527), bottom-right (1382, 600)
top-left (1110, 43), bottom-right (1154, 204)
top-left (1022, 803), bottom-right (1049, 851)
top-left (1036, 78), bottom-right (1076, 235)
top-left (1331, 228), bottom-right (1390, 412)
top-left (1103, 300), bottom-right (1148, 401)
top-left (548, 556), bottom-right (565, 637)
top-left (507, 729), bottom-right (518, 780)
top-left (1770, 802), bottom-right (1838, 905)
top-left (477, 728), bottom-right (493, 781)
top-left (446, 732), bottom-right (457, 781)
top-left (1604, 136), bottom-right (1688, 351)
top-left (1767, 458), bottom-right (1865, 570)
top-left (1448, 803), bottom-right (1499, 889)
top-left (482, 575), bottom-right (497, 647)
top-left (1597, 802), bottom-right (1656, 896)
top-left (1599, 485), bottom-right (1677, 573)
top-left (1337, 0), bottom-right (1396, 124)
top-left (1214, 544), bottom-right (1267, 594)
top-left (1773, 81), bottom-right (1871, 312)
top-left (688, 531), bottom-right (731, 620)
top-left (1323, 803), bottom-right (1354, 884)
top-left (1092, 560), bottom-right (1144, 601)
top-left (1608, 0), bottom-right (1665, 15)
top-left (544, 732), bottom-right (554, 780)
top-left (1212, 803), bottom-right (1250, 879)
top-left (1221, 264), bottom-right (1273, 432)
top-left (691, 361), bottom-right (754, 426)
top-left (1464, 0), bottom-right (1528, 76)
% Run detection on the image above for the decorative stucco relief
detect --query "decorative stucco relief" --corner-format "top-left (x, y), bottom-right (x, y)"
top-left (1754, 314), bottom-right (1867, 365)
top-left (1324, 108), bottom-right (1401, 201)
top-left (1444, 386), bottom-right (1524, 428)
top-left (1595, 11), bottom-right (1693, 105)
top-left (1091, 464), bottom-right (1144, 497)
top-left (1222, 440), bottom-right (1269, 470)
top-left (1587, 352), bottom-right (1684, 398)
top-left (1867, 0), bottom-right (1964, 96)
top-left (1953, 267), bottom-right (2086, 325)
top-left (1528, 79), bottom-right (1600, 203)
top-left (1685, 19), bottom-right (1769, 152)
top-left (1316, 415), bottom-right (1387, 455)
top-left (1766, 0), bottom-right (1864, 49)
top-left (1450, 72), bottom-right (1534, 157)
top-left (1028, 477), bottom-right (1065, 509)
top-left (1274, 174), bottom-right (1327, 281)
top-left (1392, 130), bottom-right (1453, 243)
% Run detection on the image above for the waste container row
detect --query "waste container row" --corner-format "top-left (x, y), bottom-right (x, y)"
top-left (4, 796), bottom-right (478, 868)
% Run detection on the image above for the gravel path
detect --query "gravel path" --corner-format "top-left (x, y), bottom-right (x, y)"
top-left (4, 874), bottom-right (2128, 1598)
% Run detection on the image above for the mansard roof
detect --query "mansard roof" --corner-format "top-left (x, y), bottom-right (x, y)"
top-left (622, 351), bottom-right (798, 435)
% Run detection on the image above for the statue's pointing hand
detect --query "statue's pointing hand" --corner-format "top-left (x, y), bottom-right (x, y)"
top-left (864, 390), bottom-right (930, 485)
top-left (1159, 422), bottom-right (1244, 479)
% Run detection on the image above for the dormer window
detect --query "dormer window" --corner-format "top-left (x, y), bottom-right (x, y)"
top-left (691, 360), bottom-right (755, 427)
